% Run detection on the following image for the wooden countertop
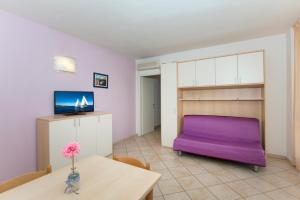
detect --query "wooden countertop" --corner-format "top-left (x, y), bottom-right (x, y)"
top-left (0, 155), bottom-right (161, 200)
top-left (37, 111), bottom-right (112, 122)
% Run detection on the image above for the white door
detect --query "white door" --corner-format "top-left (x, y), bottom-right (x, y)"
top-left (178, 61), bottom-right (196, 87)
top-left (77, 116), bottom-right (97, 159)
top-left (49, 119), bottom-right (77, 170)
top-left (238, 52), bottom-right (264, 84)
top-left (97, 114), bottom-right (113, 156)
top-left (141, 77), bottom-right (155, 134)
top-left (161, 63), bottom-right (177, 147)
top-left (215, 55), bottom-right (238, 85)
top-left (196, 58), bottom-right (216, 86)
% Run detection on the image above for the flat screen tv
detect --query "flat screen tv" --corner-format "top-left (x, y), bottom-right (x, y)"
top-left (54, 91), bottom-right (94, 114)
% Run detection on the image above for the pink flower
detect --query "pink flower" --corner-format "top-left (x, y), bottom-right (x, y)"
top-left (62, 142), bottom-right (80, 158)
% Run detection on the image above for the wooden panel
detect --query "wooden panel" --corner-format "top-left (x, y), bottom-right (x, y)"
top-left (182, 101), bottom-right (262, 118)
top-left (215, 55), bottom-right (238, 85)
top-left (294, 24), bottom-right (300, 170)
top-left (37, 119), bottom-right (50, 171)
top-left (181, 88), bottom-right (263, 101)
top-left (195, 59), bottom-right (215, 86)
top-left (178, 61), bottom-right (196, 87)
top-left (0, 156), bottom-right (161, 200)
top-left (238, 51), bottom-right (264, 84)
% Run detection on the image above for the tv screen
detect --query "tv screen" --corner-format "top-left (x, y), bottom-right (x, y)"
top-left (54, 91), bottom-right (94, 114)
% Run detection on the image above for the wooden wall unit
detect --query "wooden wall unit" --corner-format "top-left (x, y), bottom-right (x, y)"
top-left (294, 22), bottom-right (300, 169)
top-left (176, 50), bottom-right (266, 146)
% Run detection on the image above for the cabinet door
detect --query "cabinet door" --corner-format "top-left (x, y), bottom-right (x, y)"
top-left (97, 114), bottom-right (112, 156)
top-left (49, 119), bottom-right (77, 170)
top-left (178, 61), bottom-right (196, 87)
top-left (77, 116), bottom-right (98, 159)
top-left (161, 63), bottom-right (177, 147)
top-left (215, 55), bottom-right (238, 85)
top-left (238, 52), bottom-right (264, 84)
top-left (196, 59), bottom-right (215, 86)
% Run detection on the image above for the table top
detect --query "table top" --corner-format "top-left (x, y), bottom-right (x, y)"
top-left (0, 156), bottom-right (161, 200)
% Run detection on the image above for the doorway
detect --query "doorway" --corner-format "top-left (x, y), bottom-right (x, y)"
top-left (140, 75), bottom-right (161, 135)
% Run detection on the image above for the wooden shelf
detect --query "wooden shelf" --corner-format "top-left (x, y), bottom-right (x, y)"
top-left (178, 98), bottom-right (264, 101)
top-left (178, 83), bottom-right (264, 90)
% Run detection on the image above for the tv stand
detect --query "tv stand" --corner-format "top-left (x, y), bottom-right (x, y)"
top-left (37, 112), bottom-right (112, 170)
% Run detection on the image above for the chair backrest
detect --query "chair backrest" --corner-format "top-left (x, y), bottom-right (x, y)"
top-left (182, 115), bottom-right (261, 143)
top-left (0, 165), bottom-right (52, 193)
top-left (113, 155), bottom-right (152, 200)
top-left (113, 155), bottom-right (150, 170)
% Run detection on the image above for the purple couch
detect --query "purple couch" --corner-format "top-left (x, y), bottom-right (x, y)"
top-left (173, 115), bottom-right (266, 167)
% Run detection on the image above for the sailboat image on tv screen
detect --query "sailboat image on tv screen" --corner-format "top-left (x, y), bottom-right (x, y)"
top-left (80, 96), bottom-right (88, 109)
top-left (74, 96), bottom-right (88, 112)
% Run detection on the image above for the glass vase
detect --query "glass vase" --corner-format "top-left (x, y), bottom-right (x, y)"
top-left (64, 171), bottom-right (80, 194)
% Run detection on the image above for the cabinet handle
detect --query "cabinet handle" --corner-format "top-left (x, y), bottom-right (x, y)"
top-left (74, 119), bottom-right (76, 127)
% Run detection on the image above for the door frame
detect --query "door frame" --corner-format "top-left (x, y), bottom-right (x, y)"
top-left (136, 68), bottom-right (161, 136)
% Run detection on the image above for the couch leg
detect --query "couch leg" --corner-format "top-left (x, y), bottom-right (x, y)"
top-left (177, 151), bottom-right (182, 156)
top-left (253, 165), bottom-right (259, 172)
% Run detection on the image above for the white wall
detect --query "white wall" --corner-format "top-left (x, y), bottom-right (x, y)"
top-left (137, 34), bottom-right (289, 157)
top-left (287, 29), bottom-right (295, 163)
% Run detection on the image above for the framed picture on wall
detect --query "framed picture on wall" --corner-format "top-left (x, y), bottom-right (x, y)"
top-left (93, 72), bottom-right (108, 88)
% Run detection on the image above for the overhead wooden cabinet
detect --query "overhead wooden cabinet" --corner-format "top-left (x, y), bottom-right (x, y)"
top-left (196, 58), bottom-right (216, 86)
top-left (37, 112), bottom-right (113, 170)
top-left (238, 52), bottom-right (264, 84)
top-left (215, 55), bottom-right (238, 85)
top-left (178, 61), bottom-right (196, 87)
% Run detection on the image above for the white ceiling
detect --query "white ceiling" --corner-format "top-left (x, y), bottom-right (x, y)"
top-left (0, 0), bottom-right (300, 58)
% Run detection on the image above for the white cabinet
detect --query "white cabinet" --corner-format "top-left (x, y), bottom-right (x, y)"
top-left (196, 59), bottom-right (215, 86)
top-left (178, 61), bottom-right (196, 87)
top-left (161, 63), bottom-right (177, 147)
top-left (77, 116), bottom-right (98, 159)
top-left (37, 112), bottom-right (113, 170)
top-left (215, 55), bottom-right (238, 85)
top-left (49, 119), bottom-right (77, 170)
top-left (97, 114), bottom-right (113, 156)
top-left (238, 52), bottom-right (264, 84)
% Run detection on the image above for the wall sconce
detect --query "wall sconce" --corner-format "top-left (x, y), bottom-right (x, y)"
top-left (54, 56), bottom-right (76, 73)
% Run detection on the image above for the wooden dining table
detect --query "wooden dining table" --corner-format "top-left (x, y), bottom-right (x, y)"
top-left (0, 155), bottom-right (161, 200)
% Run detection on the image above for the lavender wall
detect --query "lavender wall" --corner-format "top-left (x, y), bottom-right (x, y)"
top-left (0, 10), bottom-right (136, 182)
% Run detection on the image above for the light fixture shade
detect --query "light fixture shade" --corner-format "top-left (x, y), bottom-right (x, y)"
top-left (54, 56), bottom-right (76, 73)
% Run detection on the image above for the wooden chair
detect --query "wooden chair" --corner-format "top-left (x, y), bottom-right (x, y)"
top-left (113, 155), bottom-right (153, 200)
top-left (0, 165), bottom-right (52, 193)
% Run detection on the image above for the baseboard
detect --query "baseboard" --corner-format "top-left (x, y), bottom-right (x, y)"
top-left (267, 153), bottom-right (296, 167)
top-left (266, 153), bottom-right (288, 160)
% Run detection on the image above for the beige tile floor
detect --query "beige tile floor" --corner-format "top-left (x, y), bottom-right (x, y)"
top-left (113, 129), bottom-right (300, 200)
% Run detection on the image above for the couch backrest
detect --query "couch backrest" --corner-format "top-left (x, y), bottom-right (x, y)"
top-left (182, 115), bottom-right (261, 143)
